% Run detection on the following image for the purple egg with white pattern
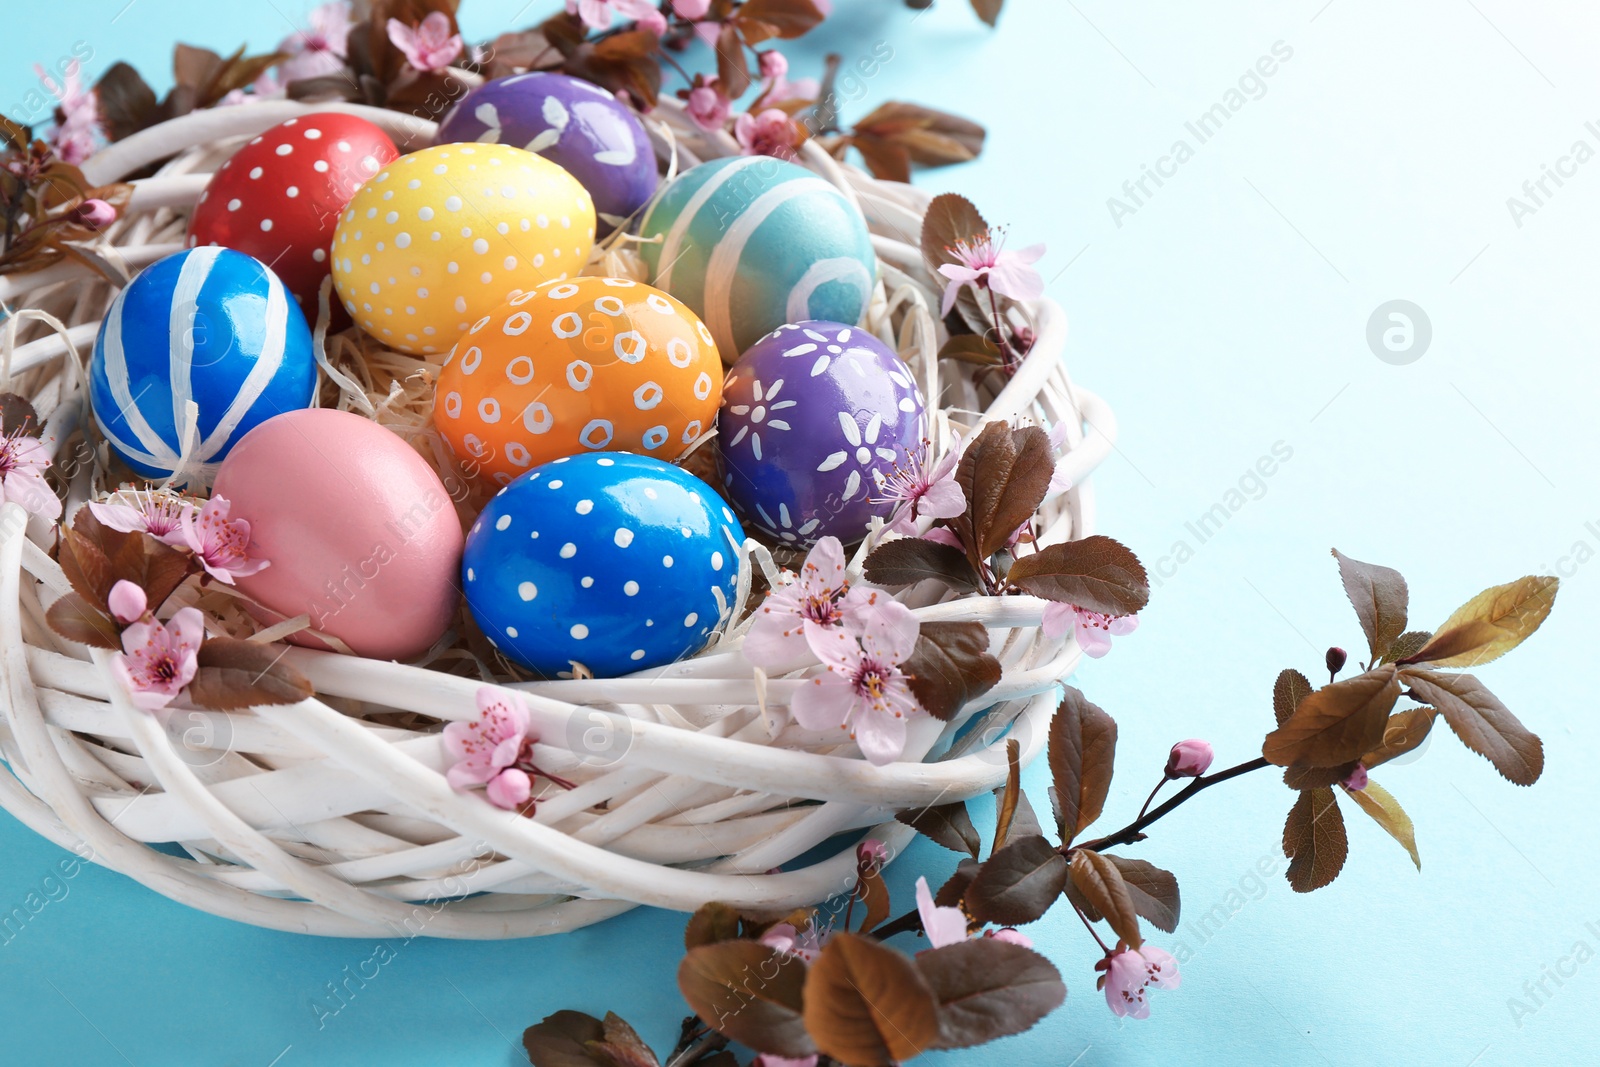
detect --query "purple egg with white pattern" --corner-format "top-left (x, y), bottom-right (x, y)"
top-left (435, 72), bottom-right (657, 234)
top-left (718, 320), bottom-right (926, 547)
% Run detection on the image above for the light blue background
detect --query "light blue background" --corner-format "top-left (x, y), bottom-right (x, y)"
top-left (2, 2), bottom-right (1596, 1064)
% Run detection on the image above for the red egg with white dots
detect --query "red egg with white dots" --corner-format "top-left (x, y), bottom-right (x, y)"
top-left (188, 113), bottom-right (400, 319)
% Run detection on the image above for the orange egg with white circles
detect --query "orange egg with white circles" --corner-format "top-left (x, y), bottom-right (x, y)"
top-left (433, 277), bottom-right (723, 486)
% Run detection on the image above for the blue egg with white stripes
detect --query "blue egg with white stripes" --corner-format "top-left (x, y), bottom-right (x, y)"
top-left (89, 248), bottom-right (316, 486)
top-left (638, 156), bottom-right (876, 363)
top-left (461, 453), bottom-right (743, 678)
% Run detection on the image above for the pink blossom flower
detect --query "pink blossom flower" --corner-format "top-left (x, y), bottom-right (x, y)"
top-left (90, 489), bottom-right (197, 546)
top-left (744, 536), bottom-right (867, 670)
top-left (757, 50), bottom-right (818, 106)
top-left (111, 606), bottom-right (203, 711)
top-left (876, 438), bottom-right (965, 533)
top-left (1165, 739), bottom-right (1214, 779)
top-left (277, 1), bottom-right (352, 83)
top-left (735, 108), bottom-right (803, 159)
top-left (35, 60), bottom-right (99, 165)
top-left (1100, 944), bottom-right (1180, 1020)
top-left (180, 495), bottom-right (269, 585)
top-left (685, 78), bottom-right (731, 131)
top-left (987, 927), bottom-right (1033, 949)
top-left (387, 12), bottom-right (463, 73)
top-left (567, 0), bottom-right (668, 35)
top-left (1041, 604), bottom-right (1137, 658)
top-left (444, 687), bottom-right (538, 810)
top-left (1342, 762), bottom-right (1369, 791)
top-left (754, 1056), bottom-right (819, 1067)
top-left (938, 231), bottom-right (1046, 316)
top-left (793, 597), bottom-right (921, 765)
top-left (0, 429), bottom-right (61, 521)
top-left (759, 921), bottom-right (825, 964)
top-left (107, 580), bottom-right (148, 625)
top-left (915, 876), bottom-right (969, 948)
top-left (671, 0), bottom-right (713, 17)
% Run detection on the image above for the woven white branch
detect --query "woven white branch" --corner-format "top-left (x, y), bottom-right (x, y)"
top-left (0, 99), bottom-right (1117, 938)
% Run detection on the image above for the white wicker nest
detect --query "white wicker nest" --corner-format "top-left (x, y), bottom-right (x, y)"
top-left (0, 100), bottom-right (1117, 938)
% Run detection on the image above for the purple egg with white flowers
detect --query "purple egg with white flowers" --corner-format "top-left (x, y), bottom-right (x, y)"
top-left (718, 321), bottom-right (926, 546)
top-left (435, 72), bottom-right (657, 234)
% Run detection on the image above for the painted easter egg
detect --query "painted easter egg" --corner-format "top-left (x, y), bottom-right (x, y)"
top-left (719, 321), bottom-right (926, 546)
top-left (329, 142), bottom-right (596, 356)
top-left (89, 247), bottom-right (316, 487)
top-left (638, 156), bottom-right (877, 361)
top-left (187, 113), bottom-right (399, 317)
top-left (435, 73), bottom-right (657, 234)
top-left (461, 453), bottom-right (743, 677)
top-left (433, 277), bottom-right (722, 487)
top-left (213, 408), bottom-right (464, 661)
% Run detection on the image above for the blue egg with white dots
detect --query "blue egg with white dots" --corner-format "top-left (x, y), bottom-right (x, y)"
top-left (461, 452), bottom-right (744, 678)
top-left (89, 247), bottom-right (316, 486)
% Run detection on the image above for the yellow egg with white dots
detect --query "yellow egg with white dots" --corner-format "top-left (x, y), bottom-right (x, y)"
top-left (329, 143), bottom-right (596, 356)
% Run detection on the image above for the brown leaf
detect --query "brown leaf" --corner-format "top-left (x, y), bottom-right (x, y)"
top-left (593, 29), bottom-right (659, 62)
top-left (593, 1013), bottom-right (660, 1067)
top-left (935, 859), bottom-right (979, 909)
top-left (1282, 761), bottom-right (1359, 790)
top-left (1341, 779), bottom-right (1419, 870)
top-left (187, 638), bottom-right (313, 711)
top-left (937, 334), bottom-right (1004, 366)
top-left (0, 394), bottom-right (41, 436)
top-left (714, 23), bottom-right (752, 99)
top-left (1361, 706), bottom-right (1438, 770)
top-left (1008, 535), bottom-right (1150, 616)
top-left (1047, 686), bottom-right (1116, 842)
top-left (856, 865), bottom-right (890, 935)
top-left (1380, 629), bottom-right (1432, 665)
top-left (1400, 670), bottom-right (1543, 785)
top-left (898, 801), bottom-right (981, 858)
top-left (1068, 849), bottom-right (1140, 947)
top-left (735, 0), bottom-right (827, 44)
top-left (1400, 576), bottom-right (1558, 669)
top-left (1332, 549), bottom-right (1408, 664)
top-left (863, 538), bottom-right (979, 592)
top-left (951, 421), bottom-right (1053, 562)
top-left (58, 526), bottom-right (116, 610)
top-left (94, 62), bottom-right (162, 142)
top-left (678, 941), bottom-right (814, 1058)
top-left (901, 621), bottom-right (1000, 722)
top-left (45, 593), bottom-right (121, 650)
top-left (847, 133), bottom-right (911, 183)
top-left (1104, 855), bottom-right (1180, 933)
top-left (969, 0), bottom-right (1005, 25)
top-left (803, 933), bottom-right (940, 1067)
top-left (1282, 786), bottom-right (1347, 892)
top-left (684, 901), bottom-right (741, 949)
top-left (523, 1009), bottom-right (614, 1067)
top-left (1262, 666), bottom-right (1400, 769)
top-left (920, 192), bottom-right (988, 279)
top-left (915, 938), bottom-right (1063, 1049)
top-left (963, 834), bottom-right (1067, 927)
top-left (852, 102), bottom-right (985, 168)
top-left (992, 738), bottom-right (1021, 853)
top-left (1272, 668), bottom-right (1313, 726)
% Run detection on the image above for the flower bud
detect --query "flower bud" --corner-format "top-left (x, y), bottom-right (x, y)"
top-left (1325, 646), bottom-right (1348, 676)
top-left (107, 579), bottom-right (147, 624)
top-left (75, 198), bottom-right (117, 229)
top-left (1341, 763), bottom-right (1368, 791)
top-left (856, 837), bottom-right (889, 868)
top-left (1164, 739), bottom-right (1214, 778)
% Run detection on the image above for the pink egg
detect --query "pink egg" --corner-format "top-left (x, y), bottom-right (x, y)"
top-left (213, 408), bottom-right (463, 660)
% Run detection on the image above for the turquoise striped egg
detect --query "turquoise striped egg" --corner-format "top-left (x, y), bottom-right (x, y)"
top-left (89, 248), bottom-right (316, 486)
top-left (638, 157), bottom-right (876, 362)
